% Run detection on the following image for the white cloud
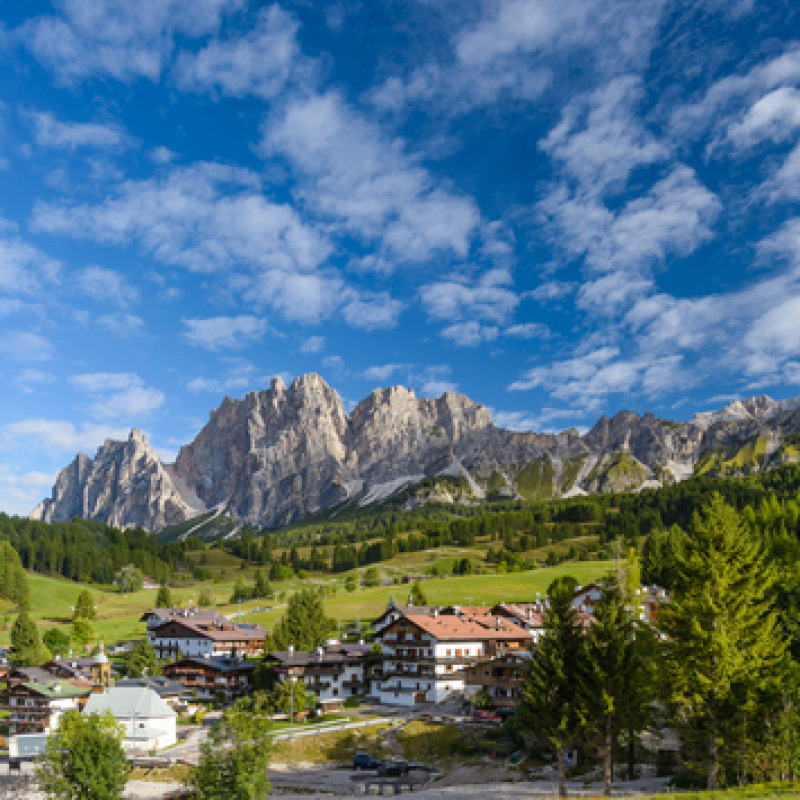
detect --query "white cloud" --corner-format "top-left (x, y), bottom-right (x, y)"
top-left (21, 0), bottom-right (245, 84)
top-left (182, 315), bottom-right (268, 350)
top-left (362, 363), bottom-right (409, 383)
top-left (300, 335), bottom-right (325, 354)
top-left (76, 265), bottom-right (139, 306)
top-left (0, 236), bottom-right (61, 295)
top-left (420, 268), bottom-right (520, 324)
top-left (542, 165), bottom-right (721, 313)
top-left (369, 0), bottom-right (663, 116)
top-left (724, 87), bottom-right (800, 150)
top-left (27, 110), bottom-right (131, 150)
top-left (148, 145), bottom-right (176, 164)
top-left (421, 379), bottom-right (458, 396)
top-left (32, 162), bottom-right (329, 275)
top-left (247, 270), bottom-right (341, 325)
top-left (96, 312), bottom-right (145, 338)
top-left (0, 418), bottom-right (129, 455)
top-left (0, 331), bottom-right (53, 362)
top-left (441, 321), bottom-right (499, 347)
top-left (175, 5), bottom-right (306, 100)
top-left (321, 355), bottom-right (345, 376)
top-left (0, 464), bottom-right (60, 517)
top-left (186, 362), bottom-right (274, 395)
top-left (670, 45), bottom-right (800, 148)
top-left (263, 91), bottom-right (480, 264)
top-left (11, 369), bottom-right (55, 394)
top-left (69, 372), bottom-right (165, 419)
top-left (530, 281), bottom-right (574, 302)
top-left (505, 322), bottom-right (550, 339)
top-left (341, 292), bottom-right (402, 330)
top-left (509, 346), bottom-right (686, 409)
top-left (541, 75), bottom-right (668, 195)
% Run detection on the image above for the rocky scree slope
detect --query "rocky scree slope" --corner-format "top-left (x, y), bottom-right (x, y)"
top-left (30, 375), bottom-right (800, 531)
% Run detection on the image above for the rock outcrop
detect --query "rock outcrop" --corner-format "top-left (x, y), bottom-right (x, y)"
top-left (31, 376), bottom-right (800, 532)
top-left (31, 429), bottom-right (200, 530)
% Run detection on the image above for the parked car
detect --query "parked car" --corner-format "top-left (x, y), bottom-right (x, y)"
top-left (353, 752), bottom-right (385, 770)
top-left (378, 761), bottom-right (410, 777)
top-left (472, 709), bottom-right (502, 722)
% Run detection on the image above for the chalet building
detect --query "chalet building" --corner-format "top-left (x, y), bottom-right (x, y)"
top-left (147, 617), bottom-right (266, 660)
top-left (140, 607), bottom-right (229, 631)
top-left (3, 679), bottom-right (91, 736)
top-left (163, 656), bottom-right (256, 700)
top-left (44, 651), bottom-right (117, 688)
top-left (266, 643), bottom-right (372, 712)
top-left (490, 602), bottom-right (547, 641)
top-left (374, 611), bottom-right (532, 706)
top-left (571, 583), bottom-right (604, 613)
top-left (464, 651), bottom-right (532, 710)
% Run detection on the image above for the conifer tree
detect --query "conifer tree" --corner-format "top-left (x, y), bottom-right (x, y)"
top-left (73, 589), bottom-right (97, 621)
top-left (156, 585), bottom-right (173, 608)
top-left (660, 494), bottom-right (784, 789)
top-left (581, 581), bottom-right (657, 794)
top-left (11, 608), bottom-right (49, 666)
top-left (269, 589), bottom-right (331, 652)
top-left (520, 576), bottom-right (584, 798)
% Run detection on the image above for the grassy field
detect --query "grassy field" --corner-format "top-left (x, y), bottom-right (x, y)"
top-left (0, 558), bottom-right (614, 648)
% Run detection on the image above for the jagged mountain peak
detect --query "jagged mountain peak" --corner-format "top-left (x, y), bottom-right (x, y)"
top-left (31, 385), bottom-right (800, 532)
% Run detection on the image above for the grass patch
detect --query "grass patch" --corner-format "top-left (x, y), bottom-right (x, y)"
top-left (128, 764), bottom-right (192, 782)
top-left (651, 783), bottom-right (800, 800)
top-left (516, 459), bottom-right (554, 501)
top-left (271, 723), bottom-right (393, 763)
top-left (398, 721), bottom-right (461, 761)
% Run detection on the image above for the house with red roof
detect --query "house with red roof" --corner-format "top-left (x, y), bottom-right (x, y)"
top-left (374, 609), bottom-right (531, 706)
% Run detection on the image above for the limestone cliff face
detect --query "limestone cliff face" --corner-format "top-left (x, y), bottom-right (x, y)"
top-left (30, 376), bottom-right (800, 532)
top-left (173, 374), bottom-right (349, 527)
top-left (31, 429), bottom-right (197, 530)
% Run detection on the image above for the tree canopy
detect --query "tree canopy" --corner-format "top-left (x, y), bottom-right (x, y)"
top-left (36, 710), bottom-right (127, 800)
top-left (269, 588), bottom-right (331, 651)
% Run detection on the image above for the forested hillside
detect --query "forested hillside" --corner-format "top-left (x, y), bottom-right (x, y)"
top-left (0, 514), bottom-right (198, 586)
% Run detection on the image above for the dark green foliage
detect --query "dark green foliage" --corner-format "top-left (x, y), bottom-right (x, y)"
top-left (0, 540), bottom-right (29, 605)
top-left (519, 576), bottom-right (584, 798)
top-left (188, 706), bottom-right (272, 800)
top-left (117, 564), bottom-right (143, 593)
top-left (73, 589), bottom-right (97, 621)
top-left (660, 495), bottom-right (784, 789)
top-left (43, 627), bottom-right (71, 657)
top-left (3, 558), bottom-right (31, 615)
top-left (125, 639), bottom-right (159, 678)
top-left (269, 588), bottom-right (331, 651)
top-left (36, 710), bottom-right (127, 800)
top-left (156, 585), bottom-right (173, 607)
top-left (410, 580), bottom-right (427, 605)
top-left (581, 581), bottom-right (658, 793)
top-left (10, 607), bottom-right (49, 666)
top-left (0, 513), bottom-right (185, 585)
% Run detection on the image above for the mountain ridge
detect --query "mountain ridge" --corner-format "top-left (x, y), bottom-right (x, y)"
top-left (31, 375), bottom-right (800, 532)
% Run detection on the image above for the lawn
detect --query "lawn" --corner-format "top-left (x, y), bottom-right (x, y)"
top-left (0, 559), bottom-right (614, 648)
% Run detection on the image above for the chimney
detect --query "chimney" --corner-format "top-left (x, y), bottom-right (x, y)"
top-left (288, 645), bottom-right (294, 656)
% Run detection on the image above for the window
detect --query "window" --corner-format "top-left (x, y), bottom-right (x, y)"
top-left (333, 689), bottom-right (338, 696)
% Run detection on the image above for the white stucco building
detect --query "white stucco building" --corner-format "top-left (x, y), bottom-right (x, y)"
top-left (84, 686), bottom-right (177, 751)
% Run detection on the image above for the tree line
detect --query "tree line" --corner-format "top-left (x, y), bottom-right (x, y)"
top-left (521, 494), bottom-right (794, 795)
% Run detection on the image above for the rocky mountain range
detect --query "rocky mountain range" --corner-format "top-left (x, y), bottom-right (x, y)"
top-left (31, 374), bottom-right (800, 532)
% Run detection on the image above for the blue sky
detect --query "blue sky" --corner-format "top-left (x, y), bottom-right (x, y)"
top-left (1, 0), bottom-right (800, 515)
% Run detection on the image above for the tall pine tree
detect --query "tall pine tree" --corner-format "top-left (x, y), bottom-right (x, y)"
top-left (581, 580), bottom-right (657, 794)
top-left (660, 494), bottom-right (784, 789)
top-left (520, 576), bottom-right (584, 798)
